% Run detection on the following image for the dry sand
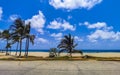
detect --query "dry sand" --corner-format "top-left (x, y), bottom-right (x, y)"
top-left (1, 52), bottom-right (119, 57)
top-left (29, 52), bottom-right (120, 57)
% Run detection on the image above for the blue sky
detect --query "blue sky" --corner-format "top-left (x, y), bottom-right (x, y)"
top-left (0, 0), bottom-right (120, 49)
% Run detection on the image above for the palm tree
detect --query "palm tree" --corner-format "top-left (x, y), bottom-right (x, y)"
top-left (10, 19), bottom-right (35, 57)
top-left (11, 35), bottom-right (20, 56)
top-left (24, 22), bottom-right (30, 57)
top-left (10, 18), bottom-right (25, 57)
top-left (57, 34), bottom-right (83, 57)
top-left (24, 34), bottom-right (35, 57)
top-left (5, 43), bottom-right (12, 55)
top-left (2, 30), bottom-right (11, 55)
top-left (24, 22), bottom-right (35, 57)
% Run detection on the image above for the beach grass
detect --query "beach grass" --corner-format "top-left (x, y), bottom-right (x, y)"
top-left (0, 55), bottom-right (120, 61)
top-left (0, 52), bottom-right (120, 61)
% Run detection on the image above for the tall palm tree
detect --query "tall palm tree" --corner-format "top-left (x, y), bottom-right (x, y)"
top-left (10, 18), bottom-right (25, 57)
top-left (57, 34), bottom-right (83, 57)
top-left (24, 22), bottom-right (35, 57)
top-left (2, 30), bottom-right (11, 55)
top-left (24, 35), bottom-right (35, 57)
top-left (24, 22), bottom-right (30, 56)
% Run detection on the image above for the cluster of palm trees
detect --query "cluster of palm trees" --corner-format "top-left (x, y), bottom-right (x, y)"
top-left (0, 18), bottom-right (82, 58)
top-left (0, 18), bottom-right (35, 57)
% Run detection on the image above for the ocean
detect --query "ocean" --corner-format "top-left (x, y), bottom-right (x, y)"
top-left (4, 49), bottom-right (120, 53)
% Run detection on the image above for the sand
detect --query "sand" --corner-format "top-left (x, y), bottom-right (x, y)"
top-left (29, 52), bottom-right (120, 57)
top-left (1, 52), bottom-right (119, 57)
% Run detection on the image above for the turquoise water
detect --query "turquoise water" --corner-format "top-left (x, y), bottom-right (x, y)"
top-left (4, 49), bottom-right (120, 53)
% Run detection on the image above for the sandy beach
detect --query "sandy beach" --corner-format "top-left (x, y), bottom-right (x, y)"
top-left (0, 52), bottom-right (119, 58)
top-left (23, 52), bottom-right (120, 57)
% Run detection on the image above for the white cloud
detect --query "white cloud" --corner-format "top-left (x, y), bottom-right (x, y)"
top-left (9, 15), bottom-right (20, 21)
top-left (35, 38), bottom-right (48, 43)
top-left (85, 22), bottom-right (120, 42)
top-left (47, 19), bottom-right (75, 31)
top-left (49, 0), bottom-right (102, 10)
top-left (82, 22), bottom-right (113, 30)
top-left (88, 30), bottom-right (120, 42)
top-left (51, 33), bottom-right (63, 40)
top-left (74, 36), bottom-right (83, 42)
top-left (0, 7), bottom-right (3, 20)
top-left (25, 11), bottom-right (45, 34)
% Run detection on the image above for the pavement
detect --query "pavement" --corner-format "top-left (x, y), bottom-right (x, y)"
top-left (0, 61), bottom-right (120, 75)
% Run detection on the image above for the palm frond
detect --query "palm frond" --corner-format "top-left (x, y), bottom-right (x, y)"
top-left (30, 35), bottom-right (35, 45)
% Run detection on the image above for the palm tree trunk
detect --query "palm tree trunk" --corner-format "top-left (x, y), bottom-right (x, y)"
top-left (69, 49), bottom-right (72, 57)
top-left (24, 38), bottom-right (28, 56)
top-left (6, 40), bottom-right (8, 55)
top-left (26, 38), bottom-right (29, 57)
top-left (15, 42), bottom-right (19, 56)
top-left (10, 47), bottom-right (11, 55)
top-left (19, 38), bottom-right (22, 57)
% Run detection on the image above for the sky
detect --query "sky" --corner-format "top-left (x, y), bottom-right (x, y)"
top-left (0, 0), bottom-right (120, 50)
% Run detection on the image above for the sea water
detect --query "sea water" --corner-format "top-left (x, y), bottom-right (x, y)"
top-left (3, 49), bottom-right (120, 53)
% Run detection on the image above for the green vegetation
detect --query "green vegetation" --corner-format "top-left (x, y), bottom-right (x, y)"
top-left (0, 18), bottom-right (84, 59)
top-left (0, 18), bottom-right (35, 57)
top-left (0, 55), bottom-right (120, 61)
top-left (0, 18), bottom-right (119, 61)
top-left (1, 30), bottom-right (11, 55)
top-left (57, 34), bottom-right (83, 57)
top-left (49, 48), bottom-right (57, 57)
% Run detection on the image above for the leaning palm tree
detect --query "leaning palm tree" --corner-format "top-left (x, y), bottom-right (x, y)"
top-left (10, 18), bottom-right (25, 57)
top-left (2, 30), bottom-right (11, 55)
top-left (57, 34), bottom-right (83, 57)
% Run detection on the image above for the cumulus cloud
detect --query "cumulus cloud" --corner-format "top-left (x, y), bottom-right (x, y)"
top-left (0, 7), bottom-right (3, 20)
top-left (25, 11), bottom-right (45, 34)
top-left (74, 36), bottom-right (83, 42)
top-left (81, 22), bottom-right (113, 30)
top-left (49, 0), bottom-right (102, 10)
top-left (47, 19), bottom-right (75, 31)
top-left (88, 30), bottom-right (120, 42)
top-left (35, 38), bottom-right (48, 43)
top-left (51, 33), bottom-right (63, 40)
top-left (84, 22), bottom-right (120, 42)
